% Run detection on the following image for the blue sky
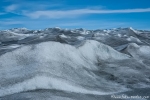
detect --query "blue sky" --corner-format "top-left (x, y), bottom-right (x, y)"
top-left (0, 0), bottom-right (150, 30)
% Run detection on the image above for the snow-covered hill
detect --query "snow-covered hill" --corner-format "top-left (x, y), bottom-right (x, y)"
top-left (0, 27), bottom-right (150, 100)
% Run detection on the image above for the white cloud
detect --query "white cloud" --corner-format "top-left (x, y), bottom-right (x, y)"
top-left (24, 8), bottom-right (150, 19)
top-left (24, 9), bottom-right (89, 19)
top-left (5, 4), bottom-right (18, 12)
top-left (0, 13), bottom-right (6, 15)
top-left (0, 21), bottom-right (22, 25)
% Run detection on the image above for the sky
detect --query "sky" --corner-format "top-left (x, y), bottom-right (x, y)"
top-left (0, 0), bottom-right (150, 30)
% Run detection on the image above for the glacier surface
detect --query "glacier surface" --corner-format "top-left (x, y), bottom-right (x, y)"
top-left (0, 27), bottom-right (150, 100)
